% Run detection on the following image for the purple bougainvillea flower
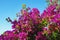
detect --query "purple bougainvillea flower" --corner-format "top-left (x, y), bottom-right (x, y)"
top-left (19, 32), bottom-right (28, 40)
top-left (50, 0), bottom-right (52, 2)
top-left (50, 13), bottom-right (60, 23)
top-left (41, 10), bottom-right (48, 18)
top-left (36, 32), bottom-right (47, 40)
top-left (32, 8), bottom-right (40, 14)
top-left (0, 31), bottom-right (19, 40)
top-left (47, 5), bottom-right (56, 13)
top-left (0, 0), bottom-right (60, 40)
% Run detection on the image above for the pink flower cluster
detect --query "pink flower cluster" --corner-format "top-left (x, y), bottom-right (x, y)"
top-left (0, 0), bottom-right (60, 40)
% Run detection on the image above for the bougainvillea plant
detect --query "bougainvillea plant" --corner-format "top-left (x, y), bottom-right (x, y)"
top-left (0, 0), bottom-right (60, 40)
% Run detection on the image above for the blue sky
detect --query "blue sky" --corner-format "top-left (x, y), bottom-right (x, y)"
top-left (0, 0), bottom-right (47, 35)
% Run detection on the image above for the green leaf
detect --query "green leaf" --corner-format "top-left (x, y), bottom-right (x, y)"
top-left (42, 19), bottom-right (48, 26)
top-left (53, 32), bottom-right (57, 38)
top-left (22, 4), bottom-right (26, 9)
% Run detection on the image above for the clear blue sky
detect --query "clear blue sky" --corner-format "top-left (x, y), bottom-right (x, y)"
top-left (0, 0), bottom-right (47, 35)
